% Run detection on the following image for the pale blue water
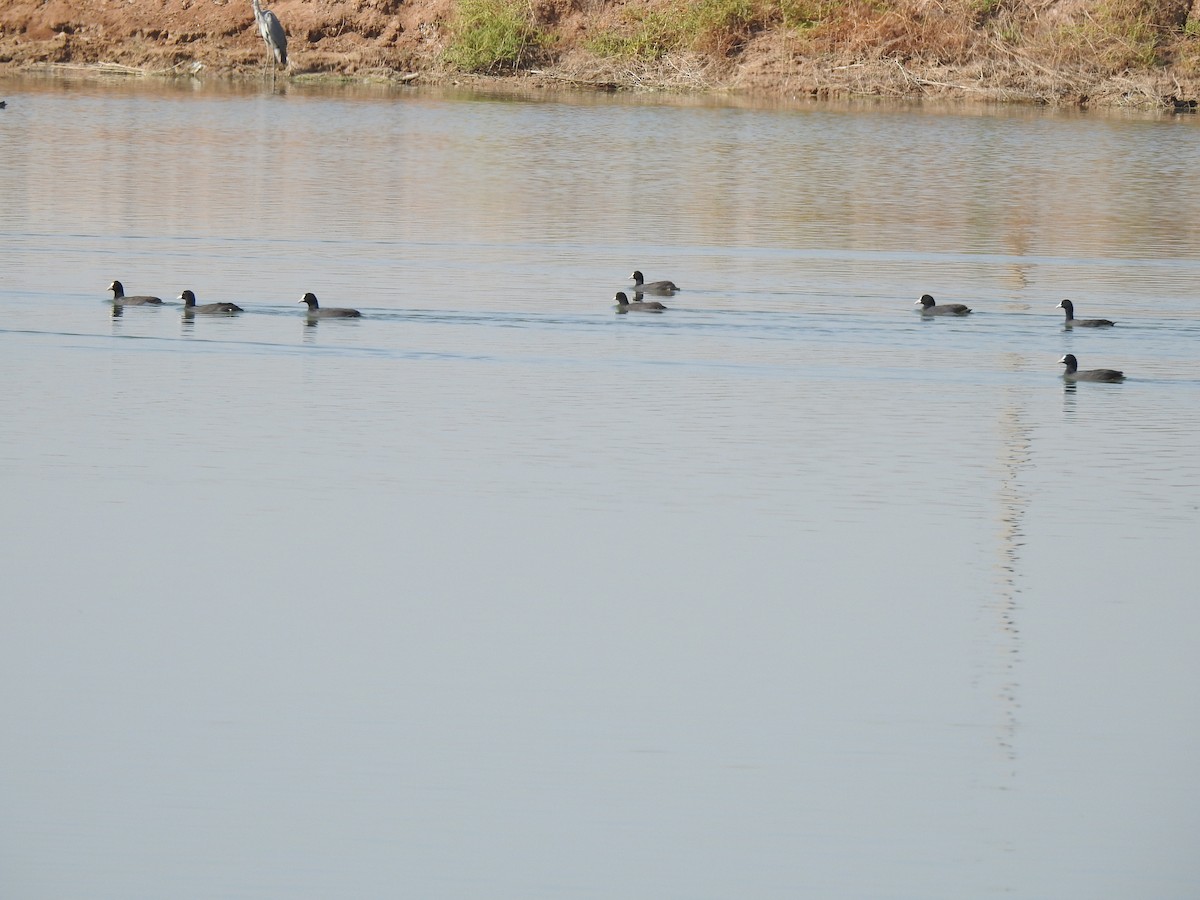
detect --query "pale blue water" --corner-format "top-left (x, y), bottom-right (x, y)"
top-left (1, 76), bottom-right (1199, 899)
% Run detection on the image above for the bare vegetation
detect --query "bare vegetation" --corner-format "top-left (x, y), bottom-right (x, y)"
top-left (2, 0), bottom-right (1199, 106)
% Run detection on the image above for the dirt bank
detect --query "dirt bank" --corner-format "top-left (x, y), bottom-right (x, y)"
top-left (2, 0), bottom-right (1200, 107)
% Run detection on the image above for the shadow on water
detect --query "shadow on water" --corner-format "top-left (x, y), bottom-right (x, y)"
top-left (1061, 377), bottom-right (1129, 412)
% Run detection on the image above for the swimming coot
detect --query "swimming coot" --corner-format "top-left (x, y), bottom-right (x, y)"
top-left (180, 289), bottom-right (243, 314)
top-left (1057, 299), bottom-right (1114, 327)
top-left (915, 294), bottom-right (971, 315)
top-left (300, 292), bottom-right (361, 318)
top-left (629, 270), bottom-right (679, 295)
top-left (108, 280), bottom-right (163, 306)
top-left (614, 291), bottom-right (667, 312)
top-left (1059, 354), bottom-right (1124, 382)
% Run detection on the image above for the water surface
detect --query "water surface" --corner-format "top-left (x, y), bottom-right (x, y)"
top-left (2, 76), bottom-right (1199, 899)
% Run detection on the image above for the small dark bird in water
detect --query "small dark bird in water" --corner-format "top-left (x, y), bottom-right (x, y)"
top-left (1059, 354), bottom-right (1124, 382)
top-left (629, 270), bottom-right (679, 295)
top-left (614, 291), bottom-right (667, 312)
top-left (299, 292), bottom-right (361, 318)
top-left (1056, 299), bottom-right (1114, 327)
top-left (0, 101), bottom-right (7, 109)
top-left (915, 294), bottom-right (971, 315)
top-left (180, 289), bottom-right (243, 315)
top-left (108, 280), bottom-right (163, 305)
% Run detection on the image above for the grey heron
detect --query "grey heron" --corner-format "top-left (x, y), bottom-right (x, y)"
top-left (251, 0), bottom-right (288, 76)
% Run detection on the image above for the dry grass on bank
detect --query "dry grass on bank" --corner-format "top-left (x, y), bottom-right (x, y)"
top-left (3, 0), bottom-right (1199, 106)
top-left (443, 0), bottom-right (1200, 103)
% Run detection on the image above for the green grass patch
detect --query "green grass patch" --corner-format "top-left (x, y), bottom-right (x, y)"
top-left (777, 0), bottom-right (834, 29)
top-left (444, 0), bottom-right (548, 72)
top-left (584, 6), bottom-right (680, 59)
top-left (970, 0), bottom-right (1004, 23)
top-left (1047, 0), bottom-right (1165, 69)
top-left (586, 0), bottom-right (834, 61)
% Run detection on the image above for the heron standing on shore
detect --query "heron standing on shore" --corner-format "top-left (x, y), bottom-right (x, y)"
top-left (251, 0), bottom-right (288, 78)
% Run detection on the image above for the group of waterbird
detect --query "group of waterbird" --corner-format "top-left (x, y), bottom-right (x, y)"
top-left (108, 273), bottom-right (1127, 381)
top-left (613, 277), bottom-right (1127, 383)
top-left (911, 292), bottom-right (1125, 382)
top-left (611, 270), bottom-right (679, 312)
top-left (108, 281), bottom-right (360, 319)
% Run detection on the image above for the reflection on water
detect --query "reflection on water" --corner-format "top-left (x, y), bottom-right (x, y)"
top-left (990, 382), bottom-right (1031, 771)
top-left (1, 76), bottom-right (1199, 900)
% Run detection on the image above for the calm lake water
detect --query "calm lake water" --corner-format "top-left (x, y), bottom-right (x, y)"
top-left (2, 75), bottom-right (1199, 898)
